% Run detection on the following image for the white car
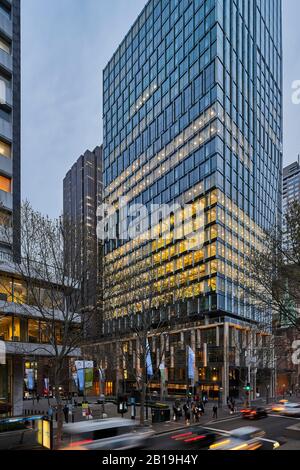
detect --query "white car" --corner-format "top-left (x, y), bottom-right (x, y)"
top-left (210, 426), bottom-right (279, 451)
top-left (280, 403), bottom-right (300, 417)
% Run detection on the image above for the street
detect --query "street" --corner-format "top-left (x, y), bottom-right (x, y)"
top-left (146, 414), bottom-right (300, 450)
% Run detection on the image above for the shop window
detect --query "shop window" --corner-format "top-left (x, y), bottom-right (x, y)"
top-left (0, 175), bottom-right (11, 193)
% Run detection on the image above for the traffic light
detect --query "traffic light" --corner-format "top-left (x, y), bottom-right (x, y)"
top-left (244, 383), bottom-right (251, 391)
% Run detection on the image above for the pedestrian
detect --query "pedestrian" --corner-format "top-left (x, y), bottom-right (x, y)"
top-left (191, 403), bottom-right (196, 423)
top-left (183, 402), bottom-right (190, 426)
top-left (63, 404), bottom-right (69, 423)
top-left (47, 405), bottom-right (53, 421)
top-left (199, 401), bottom-right (205, 415)
top-left (289, 390), bottom-right (292, 398)
top-left (36, 394), bottom-right (40, 404)
top-left (213, 405), bottom-right (218, 419)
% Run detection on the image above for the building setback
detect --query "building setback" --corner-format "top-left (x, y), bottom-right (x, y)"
top-left (0, 0), bottom-right (21, 263)
top-left (63, 146), bottom-right (103, 339)
top-left (101, 0), bottom-right (283, 400)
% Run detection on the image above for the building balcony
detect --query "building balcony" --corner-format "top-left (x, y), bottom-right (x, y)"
top-left (0, 48), bottom-right (12, 74)
top-left (0, 117), bottom-right (11, 141)
top-left (0, 153), bottom-right (12, 176)
top-left (0, 224), bottom-right (12, 245)
top-left (4, 341), bottom-right (81, 357)
top-left (0, 189), bottom-right (12, 210)
top-left (0, 11), bottom-right (12, 39)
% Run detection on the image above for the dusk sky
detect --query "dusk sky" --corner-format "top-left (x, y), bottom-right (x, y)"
top-left (22, 0), bottom-right (300, 218)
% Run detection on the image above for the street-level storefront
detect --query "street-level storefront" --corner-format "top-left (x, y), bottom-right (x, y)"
top-left (87, 317), bottom-right (276, 403)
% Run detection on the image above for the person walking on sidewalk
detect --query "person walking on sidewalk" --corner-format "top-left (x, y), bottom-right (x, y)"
top-left (213, 405), bottom-right (218, 419)
top-left (183, 402), bottom-right (191, 426)
top-left (63, 404), bottom-right (69, 423)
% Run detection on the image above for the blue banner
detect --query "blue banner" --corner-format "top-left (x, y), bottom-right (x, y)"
top-left (77, 369), bottom-right (85, 391)
top-left (146, 339), bottom-right (153, 377)
top-left (187, 346), bottom-right (195, 381)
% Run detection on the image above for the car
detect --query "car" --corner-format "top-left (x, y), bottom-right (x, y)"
top-left (241, 406), bottom-right (268, 420)
top-left (271, 401), bottom-right (289, 412)
top-left (280, 403), bottom-right (300, 417)
top-left (209, 426), bottom-right (279, 451)
top-left (148, 427), bottom-right (220, 450)
top-left (61, 418), bottom-right (154, 450)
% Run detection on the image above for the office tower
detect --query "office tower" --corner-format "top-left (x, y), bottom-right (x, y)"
top-left (102, 0), bottom-right (282, 399)
top-left (63, 146), bottom-right (103, 337)
top-left (283, 158), bottom-right (300, 212)
top-left (0, 0), bottom-right (21, 262)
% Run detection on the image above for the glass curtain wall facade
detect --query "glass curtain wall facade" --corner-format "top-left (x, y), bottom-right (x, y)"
top-left (103, 0), bottom-right (282, 327)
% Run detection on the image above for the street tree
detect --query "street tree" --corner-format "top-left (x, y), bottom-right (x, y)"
top-left (0, 202), bottom-right (96, 447)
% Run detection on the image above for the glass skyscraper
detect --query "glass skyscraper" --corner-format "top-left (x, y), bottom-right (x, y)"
top-left (101, 0), bottom-right (282, 398)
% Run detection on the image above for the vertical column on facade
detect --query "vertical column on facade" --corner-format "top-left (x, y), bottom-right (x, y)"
top-left (160, 334), bottom-right (165, 400)
top-left (191, 329), bottom-right (196, 391)
top-left (12, 356), bottom-right (23, 416)
top-left (222, 322), bottom-right (229, 404)
top-left (115, 342), bottom-right (122, 396)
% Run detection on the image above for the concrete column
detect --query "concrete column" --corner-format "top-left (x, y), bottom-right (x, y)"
top-left (222, 323), bottom-right (229, 404)
top-left (12, 356), bottom-right (23, 416)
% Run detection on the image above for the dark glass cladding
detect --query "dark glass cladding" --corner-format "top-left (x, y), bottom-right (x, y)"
top-left (102, 0), bottom-right (282, 322)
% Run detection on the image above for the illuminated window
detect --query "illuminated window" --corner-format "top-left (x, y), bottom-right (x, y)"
top-left (0, 175), bottom-right (11, 193)
top-left (13, 281), bottom-right (27, 304)
top-left (28, 319), bottom-right (39, 343)
top-left (0, 140), bottom-right (11, 158)
top-left (0, 315), bottom-right (12, 340)
top-left (0, 276), bottom-right (13, 302)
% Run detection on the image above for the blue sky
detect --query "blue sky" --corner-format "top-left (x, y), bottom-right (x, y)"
top-left (22, 0), bottom-right (300, 218)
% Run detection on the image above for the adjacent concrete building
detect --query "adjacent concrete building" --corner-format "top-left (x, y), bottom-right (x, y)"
top-left (0, 0), bottom-right (21, 263)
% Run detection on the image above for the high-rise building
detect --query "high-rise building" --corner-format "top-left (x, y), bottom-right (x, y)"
top-left (0, 0), bottom-right (21, 262)
top-left (283, 158), bottom-right (300, 213)
top-left (63, 146), bottom-right (103, 337)
top-left (101, 0), bottom-right (282, 399)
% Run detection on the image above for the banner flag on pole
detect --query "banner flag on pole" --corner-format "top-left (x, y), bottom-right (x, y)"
top-left (187, 346), bottom-right (195, 383)
top-left (146, 339), bottom-right (153, 377)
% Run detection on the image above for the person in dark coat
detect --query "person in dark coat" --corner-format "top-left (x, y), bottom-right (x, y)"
top-left (63, 404), bottom-right (69, 423)
top-left (213, 405), bottom-right (218, 419)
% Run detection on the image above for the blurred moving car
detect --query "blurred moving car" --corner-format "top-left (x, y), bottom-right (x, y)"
top-left (61, 418), bottom-right (154, 450)
top-left (209, 426), bottom-right (279, 451)
top-left (280, 403), bottom-right (300, 417)
top-left (241, 406), bottom-right (268, 420)
top-left (147, 427), bottom-right (220, 450)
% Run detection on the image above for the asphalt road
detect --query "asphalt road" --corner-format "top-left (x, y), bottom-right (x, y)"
top-left (147, 414), bottom-right (300, 450)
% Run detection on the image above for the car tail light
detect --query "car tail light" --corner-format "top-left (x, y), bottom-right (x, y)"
top-left (184, 435), bottom-right (206, 443)
top-left (68, 439), bottom-right (93, 447)
top-left (171, 432), bottom-right (193, 440)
